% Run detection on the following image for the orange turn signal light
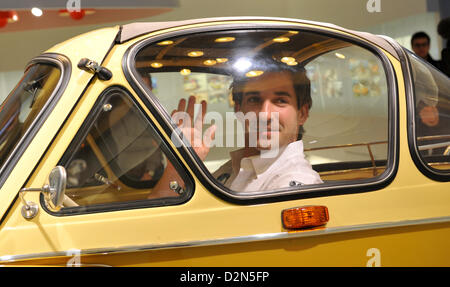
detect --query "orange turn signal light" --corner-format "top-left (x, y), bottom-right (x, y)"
top-left (282, 205), bottom-right (329, 229)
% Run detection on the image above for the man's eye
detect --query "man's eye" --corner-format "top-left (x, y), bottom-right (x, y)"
top-left (275, 98), bottom-right (288, 104)
top-left (247, 97), bottom-right (260, 104)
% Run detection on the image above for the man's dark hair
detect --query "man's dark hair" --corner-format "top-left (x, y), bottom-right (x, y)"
top-left (231, 66), bottom-right (312, 111)
top-left (411, 31), bottom-right (431, 46)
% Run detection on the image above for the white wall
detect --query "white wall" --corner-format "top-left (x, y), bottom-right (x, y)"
top-left (0, 70), bottom-right (22, 102)
top-left (0, 0), bottom-right (434, 102)
top-left (0, 0), bottom-right (429, 71)
top-left (364, 12), bottom-right (443, 60)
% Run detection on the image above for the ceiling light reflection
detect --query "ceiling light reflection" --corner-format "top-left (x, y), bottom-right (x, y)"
top-left (216, 58), bottom-right (228, 63)
top-left (12, 13), bottom-right (19, 22)
top-left (151, 62), bottom-right (163, 68)
top-left (31, 7), bottom-right (43, 17)
top-left (335, 53), bottom-right (346, 59)
top-left (233, 58), bottom-right (252, 72)
top-left (157, 40), bottom-right (174, 46)
top-left (245, 70), bottom-right (264, 78)
top-left (273, 37), bottom-right (290, 43)
top-left (188, 51), bottom-right (204, 57)
top-left (215, 37), bottom-right (235, 43)
top-left (180, 69), bottom-right (191, 76)
top-left (281, 57), bottom-right (296, 63)
top-left (203, 59), bottom-right (217, 66)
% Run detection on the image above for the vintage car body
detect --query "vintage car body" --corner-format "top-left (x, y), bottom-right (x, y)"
top-left (0, 17), bottom-right (449, 267)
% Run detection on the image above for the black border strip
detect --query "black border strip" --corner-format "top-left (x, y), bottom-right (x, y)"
top-left (122, 22), bottom-right (399, 205)
top-left (0, 53), bottom-right (71, 189)
top-left (43, 86), bottom-right (194, 216)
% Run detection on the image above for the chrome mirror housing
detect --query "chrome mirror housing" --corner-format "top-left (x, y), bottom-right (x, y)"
top-left (44, 166), bottom-right (67, 211)
top-left (20, 166), bottom-right (67, 219)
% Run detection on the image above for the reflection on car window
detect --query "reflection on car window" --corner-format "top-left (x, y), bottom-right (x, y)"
top-left (60, 88), bottom-right (188, 208)
top-left (407, 51), bottom-right (450, 173)
top-left (133, 29), bottom-right (390, 195)
top-left (0, 63), bottom-right (61, 169)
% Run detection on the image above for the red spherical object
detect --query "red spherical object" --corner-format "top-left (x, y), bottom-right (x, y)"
top-left (69, 10), bottom-right (85, 20)
top-left (0, 17), bottom-right (7, 28)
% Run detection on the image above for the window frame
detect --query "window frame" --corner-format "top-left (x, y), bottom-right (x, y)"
top-left (122, 23), bottom-right (399, 204)
top-left (0, 53), bottom-right (71, 189)
top-left (43, 85), bottom-right (195, 216)
top-left (403, 48), bottom-right (450, 181)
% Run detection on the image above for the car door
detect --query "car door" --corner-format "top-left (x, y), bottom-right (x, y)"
top-left (0, 19), bottom-right (449, 267)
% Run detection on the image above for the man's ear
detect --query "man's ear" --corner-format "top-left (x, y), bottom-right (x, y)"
top-left (297, 104), bottom-right (309, 125)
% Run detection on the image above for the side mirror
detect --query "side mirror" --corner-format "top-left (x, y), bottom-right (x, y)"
top-left (45, 166), bottom-right (67, 211)
top-left (20, 166), bottom-right (67, 219)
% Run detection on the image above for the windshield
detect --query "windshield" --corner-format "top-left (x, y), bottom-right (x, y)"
top-left (0, 63), bottom-right (61, 169)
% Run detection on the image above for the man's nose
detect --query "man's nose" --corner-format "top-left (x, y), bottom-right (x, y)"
top-left (260, 99), bottom-right (274, 117)
top-left (258, 100), bottom-right (280, 129)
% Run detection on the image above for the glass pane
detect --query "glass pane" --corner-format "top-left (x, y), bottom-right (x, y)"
top-left (0, 63), bottom-right (61, 169)
top-left (303, 45), bottom-right (389, 180)
top-left (61, 90), bottom-right (186, 207)
top-left (407, 51), bottom-right (450, 171)
top-left (134, 29), bottom-right (390, 194)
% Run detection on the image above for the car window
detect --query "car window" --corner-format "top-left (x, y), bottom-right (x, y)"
top-left (132, 29), bottom-right (391, 196)
top-left (406, 51), bottom-right (450, 175)
top-left (0, 63), bottom-right (61, 169)
top-left (56, 87), bottom-right (192, 212)
top-left (303, 45), bottom-right (389, 181)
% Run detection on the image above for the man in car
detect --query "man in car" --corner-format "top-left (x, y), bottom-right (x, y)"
top-left (213, 67), bottom-right (323, 192)
top-left (149, 66), bottom-right (322, 198)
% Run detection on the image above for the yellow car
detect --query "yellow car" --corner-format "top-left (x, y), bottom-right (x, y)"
top-left (0, 17), bottom-right (449, 267)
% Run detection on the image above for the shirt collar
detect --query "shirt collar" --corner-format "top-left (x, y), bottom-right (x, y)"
top-left (233, 141), bottom-right (305, 178)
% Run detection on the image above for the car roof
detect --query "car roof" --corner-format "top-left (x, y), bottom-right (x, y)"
top-left (118, 16), bottom-right (399, 59)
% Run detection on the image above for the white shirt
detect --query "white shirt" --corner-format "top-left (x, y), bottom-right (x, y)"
top-left (213, 140), bottom-right (322, 192)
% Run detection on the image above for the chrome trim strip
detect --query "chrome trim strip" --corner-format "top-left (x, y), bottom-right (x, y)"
top-left (1, 216), bottom-right (449, 263)
top-left (419, 141), bottom-right (450, 151)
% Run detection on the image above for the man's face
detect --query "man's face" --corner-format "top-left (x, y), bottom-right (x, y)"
top-left (235, 71), bottom-right (309, 150)
top-left (412, 37), bottom-right (430, 59)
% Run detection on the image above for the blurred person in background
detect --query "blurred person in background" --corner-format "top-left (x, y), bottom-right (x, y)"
top-left (411, 31), bottom-right (443, 71)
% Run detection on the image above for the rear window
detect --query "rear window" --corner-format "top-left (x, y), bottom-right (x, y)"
top-left (406, 51), bottom-right (450, 177)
